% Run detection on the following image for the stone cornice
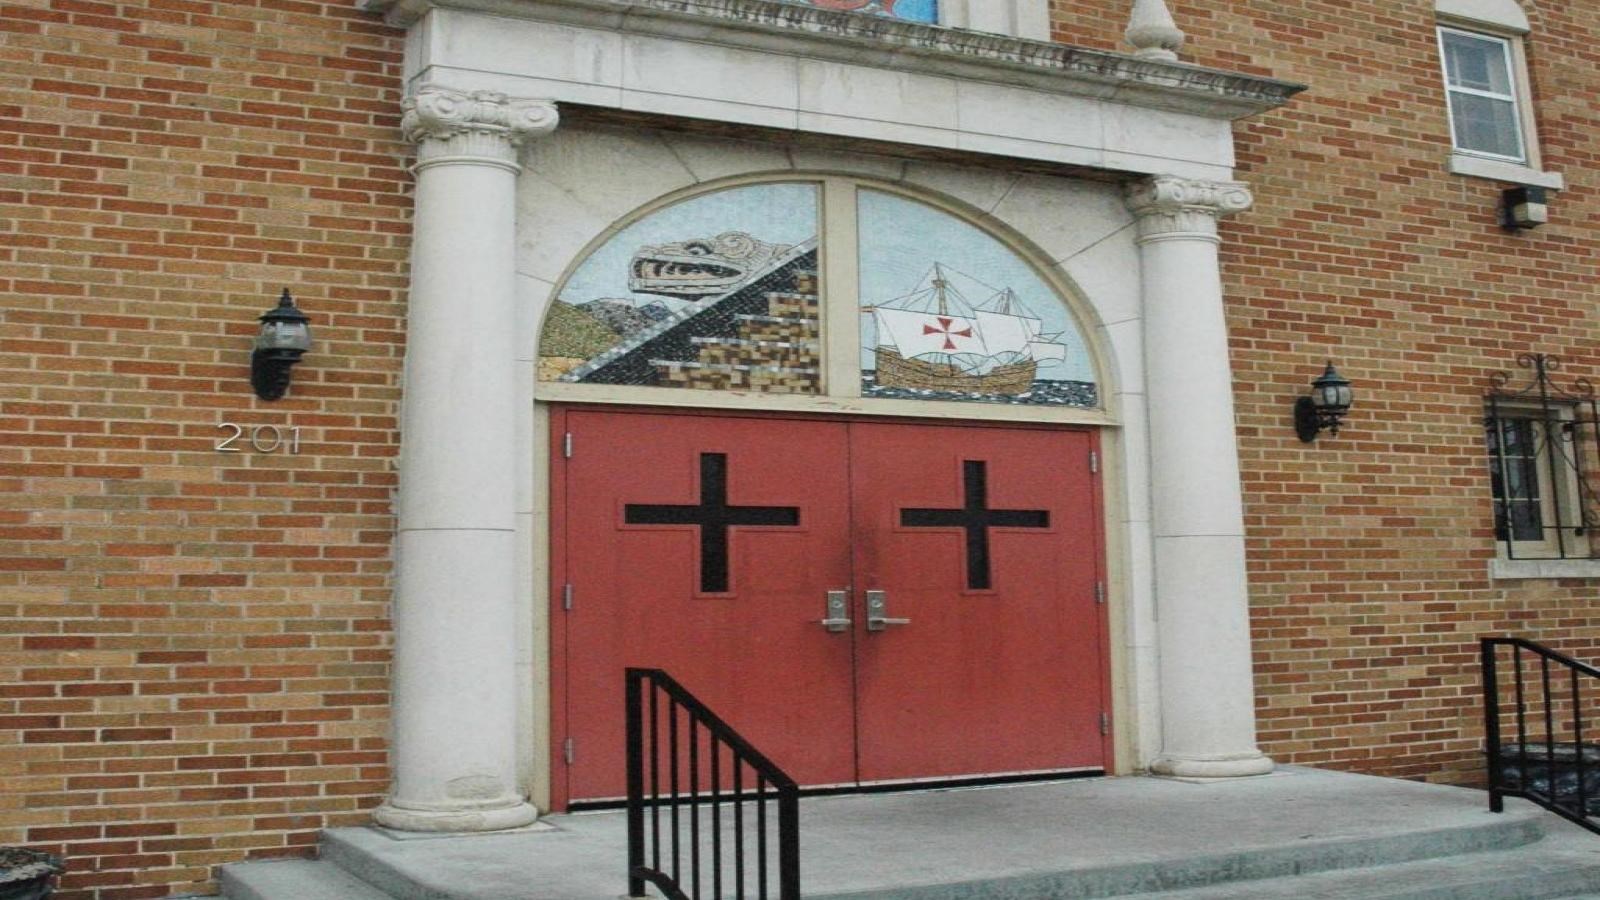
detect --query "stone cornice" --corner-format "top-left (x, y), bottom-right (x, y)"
top-left (402, 88), bottom-right (560, 171)
top-left (362, 0), bottom-right (1305, 121)
top-left (1126, 174), bottom-right (1253, 241)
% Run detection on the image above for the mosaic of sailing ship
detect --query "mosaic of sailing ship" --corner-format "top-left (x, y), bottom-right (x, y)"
top-left (862, 265), bottom-right (1096, 407)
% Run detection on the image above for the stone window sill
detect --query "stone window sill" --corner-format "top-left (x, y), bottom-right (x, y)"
top-left (1450, 153), bottom-right (1565, 190)
top-left (1491, 558), bottom-right (1600, 580)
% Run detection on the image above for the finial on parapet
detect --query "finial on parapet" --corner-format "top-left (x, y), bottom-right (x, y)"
top-left (1125, 0), bottom-right (1185, 61)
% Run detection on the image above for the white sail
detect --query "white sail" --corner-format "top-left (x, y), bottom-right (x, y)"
top-left (1027, 340), bottom-right (1068, 366)
top-left (873, 307), bottom-right (983, 359)
top-left (973, 311), bottom-right (1040, 357)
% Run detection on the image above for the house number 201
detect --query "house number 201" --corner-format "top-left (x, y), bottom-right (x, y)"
top-left (216, 423), bottom-right (302, 454)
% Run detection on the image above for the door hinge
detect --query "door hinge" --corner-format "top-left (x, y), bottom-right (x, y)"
top-left (1094, 581), bottom-right (1105, 605)
top-left (1089, 450), bottom-right (1098, 474)
top-left (564, 737), bottom-right (575, 765)
top-left (563, 432), bottom-right (573, 458)
top-left (1099, 712), bottom-right (1110, 735)
top-left (562, 583), bottom-right (573, 611)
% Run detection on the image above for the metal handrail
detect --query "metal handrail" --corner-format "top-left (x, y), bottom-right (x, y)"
top-left (626, 668), bottom-right (800, 899)
top-left (1482, 637), bottom-right (1600, 834)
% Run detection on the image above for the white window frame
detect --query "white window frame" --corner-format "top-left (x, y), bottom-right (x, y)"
top-left (1437, 25), bottom-right (1527, 164)
top-left (1433, 8), bottom-right (1564, 189)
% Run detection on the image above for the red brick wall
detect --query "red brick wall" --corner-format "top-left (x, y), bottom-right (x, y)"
top-left (1055, 0), bottom-right (1600, 782)
top-left (0, 0), bottom-right (410, 895)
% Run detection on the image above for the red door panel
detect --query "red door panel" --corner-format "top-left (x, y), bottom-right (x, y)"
top-left (850, 423), bottom-right (1106, 782)
top-left (555, 410), bottom-right (1107, 804)
top-left (559, 411), bottom-right (856, 802)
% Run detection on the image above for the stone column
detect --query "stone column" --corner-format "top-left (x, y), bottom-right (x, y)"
top-left (1127, 175), bottom-right (1274, 779)
top-left (375, 88), bottom-right (557, 832)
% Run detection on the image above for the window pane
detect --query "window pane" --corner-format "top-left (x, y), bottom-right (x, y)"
top-left (1487, 417), bottom-right (1548, 544)
top-left (1509, 500), bottom-right (1544, 542)
top-left (1442, 31), bottom-right (1512, 94)
top-left (1449, 92), bottom-right (1524, 159)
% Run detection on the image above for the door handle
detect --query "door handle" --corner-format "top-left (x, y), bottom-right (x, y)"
top-left (865, 589), bottom-right (910, 632)
top-left (820, 590), bottom-right (852, 633)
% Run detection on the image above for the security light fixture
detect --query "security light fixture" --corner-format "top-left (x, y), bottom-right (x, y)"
top-left (1294, 361), bottom-right (1353, 443)
top-left (1502, 186), bottom-right (1548, 230)
top-left (251, 288), bottom-right (312, 401)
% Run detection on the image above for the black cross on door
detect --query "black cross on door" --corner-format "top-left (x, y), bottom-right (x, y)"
top-left (900, 460), bottom-right (1050, 590)
top-left (624, 453), bottom-right (801, 593)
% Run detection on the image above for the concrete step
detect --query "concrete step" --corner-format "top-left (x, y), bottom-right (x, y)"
top-left (219, 858), bottom-right (393, 900)
top-left (1127, 827), bottom-right (1600, 900)
top-left (216, 770), bottom-right (1600, 900)
top-left (301, 811), bottom-right (1550, 900)
top-left (798, 821), bottom-right (1580, 900)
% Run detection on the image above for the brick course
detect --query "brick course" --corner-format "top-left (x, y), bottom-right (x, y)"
top-left (0, 0), bottom-right (408, 895)
top-left (1054, 0), bottom-right (1600, 782)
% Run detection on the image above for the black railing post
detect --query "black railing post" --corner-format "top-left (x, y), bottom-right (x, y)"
top-left (1574, 668), bottom-right (1587, 818)
top-left (1543, 655), bottom-right (1557, 804)
top-left (626, 668), bottom-right (646, 898)
top-left (625, 668), bottom-right (802, 900)
top-left (1480, 637), bottom-right (1600, 835)
top-left (1483, 638), bottom-right (1504, 813)
top-left (779, 788), bottom-right (800, 900)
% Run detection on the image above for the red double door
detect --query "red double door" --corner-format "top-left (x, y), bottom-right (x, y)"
top-left (552, 409), bottom-right (1109, 805)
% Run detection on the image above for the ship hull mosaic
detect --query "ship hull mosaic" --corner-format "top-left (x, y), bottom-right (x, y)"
top-left (540, 184), bottom-right (822, 395)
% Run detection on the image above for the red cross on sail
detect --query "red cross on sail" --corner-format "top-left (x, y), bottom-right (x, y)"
top-left (923, 316), bottom-right (975, 351)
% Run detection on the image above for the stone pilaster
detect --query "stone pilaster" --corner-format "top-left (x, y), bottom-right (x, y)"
top-left (375, 87), bottom-right (557, 832)
top-left (1126, 174), bottom-right (1274, 779)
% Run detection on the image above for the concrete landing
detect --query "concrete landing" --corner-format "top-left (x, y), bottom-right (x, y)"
top-left (220, 767), bottom-right (1600, 899)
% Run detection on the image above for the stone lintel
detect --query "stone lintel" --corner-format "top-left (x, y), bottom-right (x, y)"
top-left (362, 0), bottom-right (1306, 121)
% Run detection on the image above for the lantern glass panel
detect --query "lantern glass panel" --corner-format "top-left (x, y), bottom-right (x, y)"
top-left (258, 320), bottom-right (311, 351)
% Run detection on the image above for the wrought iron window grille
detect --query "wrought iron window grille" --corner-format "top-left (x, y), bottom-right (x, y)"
top-left (1485, 354), bottom-right (1600, 560)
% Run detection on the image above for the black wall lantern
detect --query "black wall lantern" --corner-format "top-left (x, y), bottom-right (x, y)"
top-left (1294, 361), bottom-right (1354, 442)
top-left (251, 288), bottom-right (312, 401)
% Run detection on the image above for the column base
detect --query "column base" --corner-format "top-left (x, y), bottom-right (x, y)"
top-left (1149, 751), bottom-right (1275, 779)
top-left (373, 797), bottom-right (539, 833)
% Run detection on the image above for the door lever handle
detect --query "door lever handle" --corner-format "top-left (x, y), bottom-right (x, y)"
top-left (820, 590), bottom-right (852, 633)
top-left (865, 589), bottom-right (910, 632)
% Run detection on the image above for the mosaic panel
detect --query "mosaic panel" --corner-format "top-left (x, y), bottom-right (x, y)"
top-left (792, 0), bottom-right (938, 23)
top-left (540, 183), bottom-right (821, 395)
top-left (857, 190), bottom-right (1098, 408)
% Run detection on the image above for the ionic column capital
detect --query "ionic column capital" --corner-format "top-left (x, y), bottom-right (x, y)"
top-left (1126, 175), bottom-right (1253, 243)
top-left (402, 87), bottom-right (559, 173)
